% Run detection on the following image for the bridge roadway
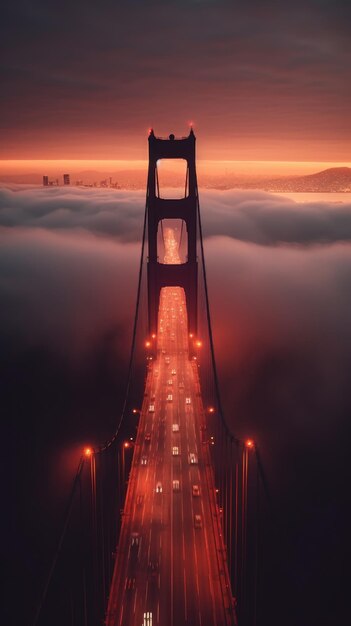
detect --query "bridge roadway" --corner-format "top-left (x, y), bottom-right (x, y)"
top-left (106, 230), bottom-right (234, 626)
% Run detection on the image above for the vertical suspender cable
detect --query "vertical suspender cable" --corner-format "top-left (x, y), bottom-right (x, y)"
top-left (32, 456), bottom-right (86, 626)
top-left (234, 450), bottom-right (239, 600)
top-left (229, 436), bottom-right (234, 580)
top-left (253, 455), bottom-right (260, 626)
top-left (90, 452), bottom-right (98, 622)
top-left (241, 445), bottom-right (248, 620)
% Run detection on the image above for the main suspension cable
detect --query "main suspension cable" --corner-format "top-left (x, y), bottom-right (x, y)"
top-left (195, 183), bottom-right (239, 443)
top-left (98, 192), bottom-right (149, 453)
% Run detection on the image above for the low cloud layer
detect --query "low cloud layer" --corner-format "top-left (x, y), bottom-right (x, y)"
top-left (1, 185), bottom-right (351, 246)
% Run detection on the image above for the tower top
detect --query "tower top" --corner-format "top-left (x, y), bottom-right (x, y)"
top-left (148, 128), bottom-right (195, 160)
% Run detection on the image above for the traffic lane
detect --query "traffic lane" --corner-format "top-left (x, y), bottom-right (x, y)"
top-left (192, 371), bottom-right (228, 626)
top-left (130, 370), bottom-right (165, 626)
top-left (174, 343), bottom-right (202, 625)
top-left (173, 453), bottom-right (197, 626)
top-left (171, 446), bottom-right (188, 626)
top-left (158, 405), bottom-right (172, 626)
top-left (107, 379), bottom-right (154, 625)
top-left (186, 460), bottom-right (219, 626)
top-left (184, 367), bottom-right (221, 626)
top-left (181, 458), bottom-right (201, 626)
top-left (135, 397), bottom-right (165, 625)
top-left (186, 415), bottom-right (205, 626)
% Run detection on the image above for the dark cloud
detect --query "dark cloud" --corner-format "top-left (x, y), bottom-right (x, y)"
top-left (0, 226), bottom-right (140, 355)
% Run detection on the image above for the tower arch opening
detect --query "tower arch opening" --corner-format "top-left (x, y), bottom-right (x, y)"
top-left (155, 158), bottom-right (189, 199)
top-left (157, 219), bottom-right (188, 265)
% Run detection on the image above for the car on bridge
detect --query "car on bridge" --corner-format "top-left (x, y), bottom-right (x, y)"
top-left (194, 514), bottom-right (202, 528)
top-left (172, 479), bottom-right (180, 491)
top-left (172, 446), bottom-right (179, 456)
top-left (148, 560), bottom-right (159, 576)
top-left (172, 423), bottom-right (179, 432)
top-left (167, 394), bottom-right (173, 402)
top-left (143, 611), bottom-right (153, 626)
top-left (141, 456), bottom-right (147, 465)
top-left (156, 482), bottom-right (162, 493)
top-left (144, 432), bottom-right (151, 443)
top-left (148, 404), bottom-right (155, 412)
top-left (125, 577), bottom-right (136, 590)
top-left (167, 379), bottom-right (173, 386)
top-left (189, 453), bottom-right (198, 464)
top-left (171, 369), bottom-right (176, 375)
top-left (185, 397), bottom-right (191, 404)
top-left (129, 533), bottom-right (141, 565)
top-left (192, 484), bottom-right (200, 497)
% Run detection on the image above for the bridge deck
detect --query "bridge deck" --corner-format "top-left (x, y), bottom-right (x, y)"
top-left (106, 230), bottom-right (234, 626)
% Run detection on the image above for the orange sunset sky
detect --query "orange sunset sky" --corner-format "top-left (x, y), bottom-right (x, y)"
top-left (1, 1), bottom-right (350, 166)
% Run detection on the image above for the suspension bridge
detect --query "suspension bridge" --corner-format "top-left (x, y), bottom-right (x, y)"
top-left (33, 130), bottom-right (267, 626)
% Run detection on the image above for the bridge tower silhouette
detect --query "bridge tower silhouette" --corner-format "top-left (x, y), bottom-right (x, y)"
top-left (147, 129), bottom-right (198, 341)
top-left (32, 129), bottom-right (265, 626)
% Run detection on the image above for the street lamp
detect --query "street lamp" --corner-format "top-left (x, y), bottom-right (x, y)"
top-left (245, 439), bottom-right (255, 450)
top-left (121, 440), bottom-right (135, 491)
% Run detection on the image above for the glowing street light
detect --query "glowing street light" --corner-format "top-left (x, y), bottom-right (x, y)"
top-left (145, 340), bottom-right (151, 348)
top-left (132, 408), bottom-right (141, 414)
top-left (151, 333), bottom-right (156, 339)
top-left (208, 407), bottom-right (215, 414)
top-left (196, 340), bottom-right (202, 348)
top-left (121, 439), bottom-right (135, 488)
top-left (245, 438), bottom-right (255, 450)
top-left (84, 447), bottom-right (92, 457)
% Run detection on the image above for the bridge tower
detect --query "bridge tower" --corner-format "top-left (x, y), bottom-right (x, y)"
top-left (147, 129), bottom-right (198, 343)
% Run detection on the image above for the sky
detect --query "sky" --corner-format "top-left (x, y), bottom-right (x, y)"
top-left (3, 185), bottom-right (351, 623)
top-left (1, 0), bottom-right (350, 161)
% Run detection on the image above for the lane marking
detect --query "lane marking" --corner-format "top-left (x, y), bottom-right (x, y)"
top-left (133, 589), bottom-right (138, 615)
top-left (183, 567), bottom-right (188, 622)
